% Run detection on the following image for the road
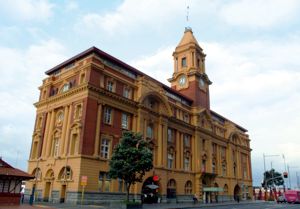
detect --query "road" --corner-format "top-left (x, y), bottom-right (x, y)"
top-left (183, 202), bottom-right (300, 209)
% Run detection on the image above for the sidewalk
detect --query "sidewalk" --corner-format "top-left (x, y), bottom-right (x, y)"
top-left (0, 200), bottom-right (264, 209)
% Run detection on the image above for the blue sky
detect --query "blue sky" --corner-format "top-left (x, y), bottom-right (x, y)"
top-left (1, 0), bottom-right (300, 188)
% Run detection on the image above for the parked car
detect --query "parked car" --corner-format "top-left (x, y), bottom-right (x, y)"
top-left (285, 190), bottom-right (300, 203)
top-left (277, 195), bottom-right (286, 203)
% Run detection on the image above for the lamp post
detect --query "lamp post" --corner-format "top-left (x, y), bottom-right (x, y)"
top-left (29, 157), bottom-right (41, 205)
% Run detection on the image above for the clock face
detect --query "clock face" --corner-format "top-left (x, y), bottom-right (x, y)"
top-left (199, 78), bottom-right (205, 88)
top-left (178, 75), bottom-right (187, 86)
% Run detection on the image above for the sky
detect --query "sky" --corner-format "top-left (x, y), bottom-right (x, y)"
top-left (0, 0), bottom-right (300, 188)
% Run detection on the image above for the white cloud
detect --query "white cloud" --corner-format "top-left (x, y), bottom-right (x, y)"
top-left (65, 1), bottom-right (79, 11)
top-left (0, 40), bottom-right (67, 170)
top-left (0, 0), bottom-right (54, 21)
top-left (219, 0), bottom-right (300, 28)
top-left (74, 0), bottom-right (218, 35)
top-left (129, 47), bottom-right (173, 85)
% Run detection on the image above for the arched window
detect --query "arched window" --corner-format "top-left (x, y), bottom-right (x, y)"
top-left (184, 181), bottom-right (192, 194)
top-left (223, 184), bottom-right (228, 195)
top-left (58, 166), bottom-right (72, 181)
top-left (32, 168), bottom-right (42, 181)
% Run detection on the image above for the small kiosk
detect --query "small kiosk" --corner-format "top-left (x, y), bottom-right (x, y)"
top-left (0, 158), bottom-right (34, 205)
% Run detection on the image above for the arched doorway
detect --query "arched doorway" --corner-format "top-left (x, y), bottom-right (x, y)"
top-left (58, 166), bottom-right (73, 203)
top-left (43, 169), bottom-right (54, 202)
top-left (141, 176), bottom-right (160, 203)
top-left (234, 184), bottom-right (241, 200)
top-left (167, 179), bottom-right (176, 199)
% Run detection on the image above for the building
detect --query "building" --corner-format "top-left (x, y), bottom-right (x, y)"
top-left (26, 28), bottom-right (252, 204)
top-left (0, 158), bottom-right (34, 205)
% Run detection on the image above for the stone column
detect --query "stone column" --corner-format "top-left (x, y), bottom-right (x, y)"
top-left (41, 111), bottom-right (52, 157)
top-left (157, 118), bottom-right (163, 166)
top-left (60, 106), bottom-right (69, 156)
top-left (63, 105), bottom-right (72, 156)
top-left (46, 110), bottom-right (56, 157)
top-left (175, 131), bottom-right (180, 169)
top-left (93, 103), bottom-right (102, 157)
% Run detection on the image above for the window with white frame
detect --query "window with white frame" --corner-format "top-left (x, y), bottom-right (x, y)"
top-left (52, 137), bottom-right (59, 157)
top-left (99, 172), bottom-right (111, 192)
top-left (146, 124), bottom-right (154, 139)
top-left (121, 113), bottom-right (129, 129)
top-left (62, 83), bottom-right (70, 92)
top-left (222, 163), bottom-right (227, 176)
top-left (184, 155), bottom-right (190, 171)
top-left (184, 134), bottom-right (191, 147)
top-left (167, 150), bottom-right (174, 169)
top-left (100, 138), bottom-right (110, 159)
top-left (167, 128), bottom-right (173, 143)
top-left (106, 80), bottom-right (114, 92)
top-left (104, 107), bottom-right (112, 124)
top-left (123, 86), bottom-right (131, 99)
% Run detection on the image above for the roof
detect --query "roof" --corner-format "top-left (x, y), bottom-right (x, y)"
top-left (45, 46), bottom-right (193, 105)
top-left (176, 27), bottom-right (201, 48)
top-left (0, 158), bottom-right (34, 179)
top-left (210, 110), bottom-right (248, 133)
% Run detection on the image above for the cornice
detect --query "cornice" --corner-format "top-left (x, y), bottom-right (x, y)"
top-left (34, 84), bottom-right (89, 108)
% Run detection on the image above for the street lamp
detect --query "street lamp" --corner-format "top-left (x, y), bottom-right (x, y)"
top-left (29, 157), bottom-right (41, 205)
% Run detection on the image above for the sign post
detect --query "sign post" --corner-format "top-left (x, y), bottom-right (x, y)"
top-left (81, 176), bottom-right (88, 205)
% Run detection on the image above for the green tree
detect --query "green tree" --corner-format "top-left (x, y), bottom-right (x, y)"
top-left (108, 131), bottom-right (153, 202)
top-left (262, 169), bottom-right (284, 188)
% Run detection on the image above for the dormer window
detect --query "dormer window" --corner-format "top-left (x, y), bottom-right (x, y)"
top-left (181, 57), bottom-right (187, 67)
top-left (62, 83), bottom-right (70, 92)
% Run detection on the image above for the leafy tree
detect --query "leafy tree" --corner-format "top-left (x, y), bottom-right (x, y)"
top-left (262, 169), bottom-right (284, 188)
top-left (108, 131), bottom-right (153, 201)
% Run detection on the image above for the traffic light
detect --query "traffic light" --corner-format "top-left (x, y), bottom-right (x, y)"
top-left (283, 172), bottom-right (288, 178)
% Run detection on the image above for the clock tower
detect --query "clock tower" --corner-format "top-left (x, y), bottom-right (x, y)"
top-left (168, 27), bottom-right (212, 109)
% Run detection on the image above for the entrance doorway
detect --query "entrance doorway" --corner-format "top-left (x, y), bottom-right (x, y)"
top-left (60, 185), bottom-right (66, 203)
top-left (234, 184), bottom-right (241, 200)
top-left (44, 182), bottom-right (51, 202)
top-left (167, 179), bottom-right (176, 199)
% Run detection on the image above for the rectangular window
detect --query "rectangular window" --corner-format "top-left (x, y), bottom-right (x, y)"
top-left (202, 139), bottom-right (205, 151)
top-left (104, 107), bottom-right (112, 124)
top-left (121, 113), bottom-right (129, 129)
top-left (167, 153), bottom-right (173, 169)
top-left (99, 172), bottom-right (109, 192)
top-left (100, 139), bottom-right (110, 159)
top-left (183, 113), bottom-right (190, 123)
top-left (181, 57), bottom-right (187, 67)
top-left (184, 134), bottom-right (191, 147)
top-left (123, 87), bottom-right (131, 99)
top-left (167, 128), bottom-right (173, 143)
top-left (105, 174), bottom-right (111, 192)
top-left (184, 157), bottom-right (190, 171)
top-left (53, 138), bottom-right (59, 157)
top-left (106, 80), bottom-right (114, 92)
top-left (146, 125), bottom-right (153, 139)
top-left (118, 178), bottom-right (124, 192)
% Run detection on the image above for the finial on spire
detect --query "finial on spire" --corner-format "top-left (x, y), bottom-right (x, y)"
top-left (185, 5), bottom-right (192, 32)
top-left (186, 6), bottom-right (189, 25)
